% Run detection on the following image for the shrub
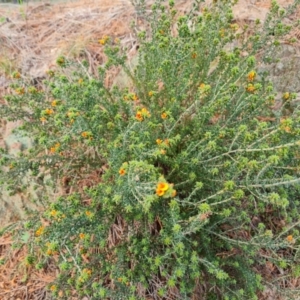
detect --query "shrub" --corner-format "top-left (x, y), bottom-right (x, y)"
top-left (1, 0), bottom-right (300, 299)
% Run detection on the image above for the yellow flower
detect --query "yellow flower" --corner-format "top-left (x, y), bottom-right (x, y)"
top-left (283, 92), bottom-right (290, 100)
top-left (50, 285), bottom-right (57, 292)
top-left (132, 94), bottom-right (138, 101)
top-left (50, 210), bottom-right (57, 217)
top-left (199, 83), bottom-right (206, 89)
top-left (141, 108), bottom-right (151, 117)
top-left (148, 91), bottom-right (154, 97)
top-left (119, 168), bottom-right (126, 176)
top-left (286, 235), bottom-right (294, 243)
top-left (81, 131), bottom-right (89, 138)
top-left (156, 139), bottom-right (163, 145)
top-left (46, 249), bottom-right (53, 256)
top-left (81, 132), bottom-right (93, 140)
top-left (83, 268), bottom-right (92, 275)
top-left (79, 233), bottom-right (85, 240)
top-left (247, 71), bottom-right (256, 82)
top-left (156, 189), bottom-right (165, 196)
top-left (45, 108), bottom-right (54, 115)
top-left (246, 84), bottom-right (255, 93)
top-left (50, 147), bottom-right (56, 154)
top-left (50, 143), bottom-right (60, 154)
top-left (161, 112), bottom-right (167, 119)
top-left (35, 226), bottom-right (45, 236)
top-left (171, 190), bottom-right (177, 197)
top-left (160, 149), bottom-right (166, 155)
top-left (78, 78), bottom-right (83, 85)
top-left (51, 100), bottom-right (57, 107)
top-left (191, 52), bottom-right (197, 59)
top-left (136, 111), bottom-right (143, 122)
top-left (99, 35), bottom-right (109, 45)
top-left (12, 72), bottom-right (21, 79)
top-left (85, 211), bottom-right (92, 217)
top-left (40, 117), bottom-right (47, 123)
top-left (157, 182), bottom-right (169, 192)
top-left (156, 182), bottom-right (169, 196)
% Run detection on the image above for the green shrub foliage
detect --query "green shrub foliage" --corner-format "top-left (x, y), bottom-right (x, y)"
top-left (1, 0), bottom-right (300, 299)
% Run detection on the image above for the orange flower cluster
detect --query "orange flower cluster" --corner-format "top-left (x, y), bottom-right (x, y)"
top-left (136, 108), bottom-right (151, 121)
top-left (246, 84), bottom-right (255, 93)
top-left (35, 226), bottom-right (45, 236)
top-left (66, 110), bottom-right (80, 124)
top-left (45, 108), bottom-right (54, 115)
top-left (132, 94), bottom-right (138, 101)
top-left (156, 139), bottom-right (169, 146)
top-left (50, 210), bottom-right (57, 217)
top-left (156, 182), bottom-right (169, 196)
top-left (156, 180), bottom-right (177, 197)
top-left (247, 71), bottom-right (256, 81)
top-left (81, 131), bottom-right (93, 140)
top-left (12, 71), bottom-right (21, 79)
top-left (50, 285), bottom-right (57, 292)
top-left (119, 168), bottom-right (126, 176)
top-left (51, 100), bottom-right (58, 107)
top-left (85, 210), bottom-right (92, 217)
top-left (99, 35), bottom-right (109, 45)
top-left (123, 93), bottom-right (138, 101)
top-left (283, 92), bottom-right (290, 100)
top-left (161, 112), bottom-right (168, 119)
top-left (83, 268), bottom-right (92, 276)
top-left (50, 143), bottom-right (60, 154)
top-left (280, 118), bottom-right (292, 133)
top-left (199, 83), bottom-right (206, 89)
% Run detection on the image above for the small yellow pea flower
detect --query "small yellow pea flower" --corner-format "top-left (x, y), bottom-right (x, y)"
top-left (119, 168), bottom-right (126, 176)
top-left (51, 100), bottom-right (58, 107)
top-left (136, 111), bottom-right (143, 122)
top-left (247, 71), bottom-right (256, 82)
top-left (35, 226), bottom-right (45, 236)
top-left (161, 112), bottom-right (167, 119)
